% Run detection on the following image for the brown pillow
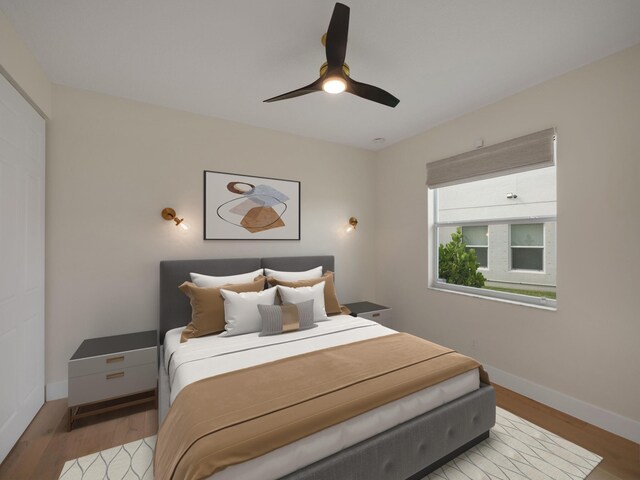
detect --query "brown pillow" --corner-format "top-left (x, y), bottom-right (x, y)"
top-left (267, 271), bottom-right (343, 316)
top-left (179, 276), bottom-right (265, 342)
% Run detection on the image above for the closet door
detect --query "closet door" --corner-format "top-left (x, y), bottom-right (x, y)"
top-left (0, 73), bottom-right (45, 463)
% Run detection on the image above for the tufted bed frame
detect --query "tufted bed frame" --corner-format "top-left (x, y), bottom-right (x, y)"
top-left (158, 255), bottom-right (495, 480)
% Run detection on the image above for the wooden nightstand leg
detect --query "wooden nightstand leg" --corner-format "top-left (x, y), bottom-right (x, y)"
top-left (68, 407), bottom-right (74, 431)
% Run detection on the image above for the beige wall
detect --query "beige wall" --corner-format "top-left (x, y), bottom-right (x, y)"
top-left (46, 85), bottom-right (377, 395)
top-left (0, 9), bottom-right (51, 118)
top-left (374, 43), bottom-right (640, 429)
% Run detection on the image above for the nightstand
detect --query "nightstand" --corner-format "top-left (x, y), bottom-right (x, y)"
top-left (344, 301), bottom-right (392, 327)
top-left (68, 330), bottom-right (158, 430)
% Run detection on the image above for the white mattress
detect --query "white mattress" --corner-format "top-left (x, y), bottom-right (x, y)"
top-left (163, 315), bottom-right (479, 480)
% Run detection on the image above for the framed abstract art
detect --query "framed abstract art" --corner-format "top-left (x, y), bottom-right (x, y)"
top-left (204, 171), bottom-right (301, 240)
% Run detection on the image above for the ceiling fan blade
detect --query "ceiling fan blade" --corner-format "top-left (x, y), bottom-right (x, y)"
top-left (326, 3), bottom-right (350, 68)
top-left (263, 78), bottom-right (323, 103)
top-left (346, 77), bottom-right (400, 108)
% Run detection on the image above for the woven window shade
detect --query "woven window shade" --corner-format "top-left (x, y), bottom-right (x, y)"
top-left (426, 128), bottom-right (556, 188)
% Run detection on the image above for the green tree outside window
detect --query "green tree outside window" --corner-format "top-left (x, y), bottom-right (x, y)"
top-left (438, 228), bottom-right (486, 288)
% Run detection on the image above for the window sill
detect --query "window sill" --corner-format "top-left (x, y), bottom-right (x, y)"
top-left (508, 269), bottom-right (547, 274)
top-left (428, 285), bottom-right (557, 311)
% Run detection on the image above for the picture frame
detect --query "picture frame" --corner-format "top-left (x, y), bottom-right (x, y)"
top-left (204, 170), bottom-right (301, 240)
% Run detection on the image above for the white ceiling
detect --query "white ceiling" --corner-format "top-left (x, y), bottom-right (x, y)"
top-left (2, 0), bottom-right (640, 150)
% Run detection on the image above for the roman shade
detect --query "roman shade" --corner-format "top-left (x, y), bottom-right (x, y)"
top-left (426, 128), bottom-right (556, 188)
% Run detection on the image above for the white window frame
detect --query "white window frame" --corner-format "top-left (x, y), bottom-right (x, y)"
top-left (509, 223), bottom-right (546, 273)
top-left (461, 225), bottom-right (489, 270)
top-left (430, 189), bottom-right (557, 309)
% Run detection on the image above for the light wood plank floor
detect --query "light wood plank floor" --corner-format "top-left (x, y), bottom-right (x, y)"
top-left (0, 384), bottom-right (637, 479)
top-left (494, 385), bottom-right (640, 480)
top-left (0, 400), bottom-right (157, 480)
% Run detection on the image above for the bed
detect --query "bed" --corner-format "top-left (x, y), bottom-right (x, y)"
top-left (157, 255), bottom-right (495, 480)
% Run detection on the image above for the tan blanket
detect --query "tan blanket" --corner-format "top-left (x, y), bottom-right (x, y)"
top-left (154, 333), bottom-right (489, 480)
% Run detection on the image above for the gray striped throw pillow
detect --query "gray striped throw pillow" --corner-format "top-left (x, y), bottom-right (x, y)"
top-left (258, 300), bottom-right (316, 336)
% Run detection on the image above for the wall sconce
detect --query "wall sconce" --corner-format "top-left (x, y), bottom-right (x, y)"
top-left (162, 208), bottom-right (190, 231)
top-left (346, 216), bottom-right (358, 233)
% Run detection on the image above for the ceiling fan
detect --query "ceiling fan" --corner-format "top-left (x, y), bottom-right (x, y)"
top-left (264, 2), bottom-right (399, 108)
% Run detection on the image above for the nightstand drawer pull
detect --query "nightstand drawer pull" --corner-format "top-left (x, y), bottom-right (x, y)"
top-left (106, 356), bottom-right (125, 364)
top-left (372, 313), bottom-right (380, 318)
top-left (106, 372), bottom-right (125, 380)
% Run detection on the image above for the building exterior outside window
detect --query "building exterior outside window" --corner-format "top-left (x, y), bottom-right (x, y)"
top-left (434, 166), bottom-right (557, 303)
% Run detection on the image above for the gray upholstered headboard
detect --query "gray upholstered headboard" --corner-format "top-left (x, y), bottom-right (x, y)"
top-left (261, 256), bottom-right (334, 275)
top-left (159, 255), bottom-right (334, 343)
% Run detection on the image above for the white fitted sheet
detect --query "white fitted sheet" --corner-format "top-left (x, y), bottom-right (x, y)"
top-left (163, 316), bottom-right (479, 480)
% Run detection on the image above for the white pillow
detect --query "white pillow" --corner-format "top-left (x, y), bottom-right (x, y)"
top-left (264, 266), bottom-right (323, 283)
top-left (277, 282), bottom-right (328, 322)
top-left (219, 287), bottom-right (278, 336)
top-left (190, 269), bottom-right (263, 288)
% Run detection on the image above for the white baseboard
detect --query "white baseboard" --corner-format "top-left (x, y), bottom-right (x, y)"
top-left (45, 380), bottom-right (68, 401)
top-left (485, 364), bottom-right (640, 444)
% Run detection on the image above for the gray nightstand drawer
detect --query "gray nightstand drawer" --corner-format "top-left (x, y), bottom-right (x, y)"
top-left (358, 309), bottom-right (391, 326)
top-left (68, 363), bottom-right (157, 407)
top-left (68, 346), bottom-right (156, 378)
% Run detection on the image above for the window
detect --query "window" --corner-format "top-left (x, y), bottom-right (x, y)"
top-left (462, 226), bottom-right (488, 268)
top-left (427, 128), bottom-right (557, 308)
top-left (510, 224), bottom-right (544, 271)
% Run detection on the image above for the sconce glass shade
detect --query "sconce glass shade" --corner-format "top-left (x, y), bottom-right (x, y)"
top-left (346, 216), bottom-right (358, 232)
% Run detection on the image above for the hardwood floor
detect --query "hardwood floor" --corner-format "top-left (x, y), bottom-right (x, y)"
top-left (494, 384), bottom-right (640, 480)
top-left (0, 384), bottom-right (637, 479)
top-left (0, 399), bottom-right (157, 480)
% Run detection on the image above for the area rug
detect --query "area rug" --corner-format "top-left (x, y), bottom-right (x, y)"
top-left (58, 407), bottom-right (602, 480)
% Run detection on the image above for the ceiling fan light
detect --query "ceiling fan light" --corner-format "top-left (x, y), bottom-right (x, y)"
top-left (322, 77), bottom-right (346, 94)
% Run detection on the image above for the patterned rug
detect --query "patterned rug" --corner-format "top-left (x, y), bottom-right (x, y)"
top-left (58, 407), bottom-right (601, 480)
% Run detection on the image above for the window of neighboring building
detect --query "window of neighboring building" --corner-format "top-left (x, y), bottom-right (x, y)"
top-left (462, 225), bottom-right (488, 268)
top-left (510, 223), bottom-right (544, 271)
